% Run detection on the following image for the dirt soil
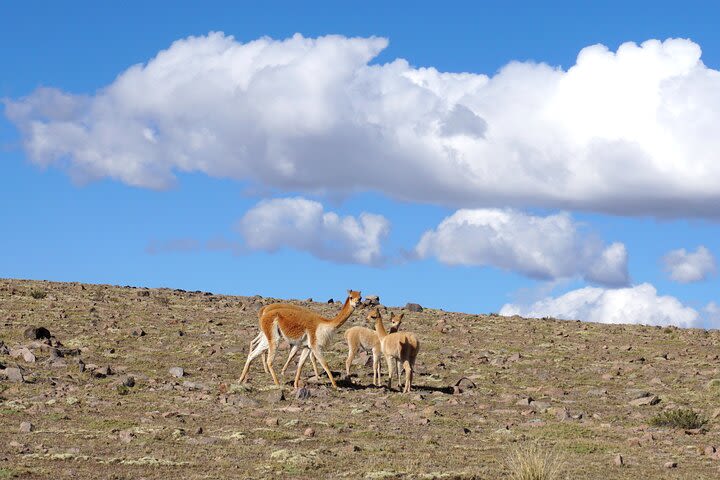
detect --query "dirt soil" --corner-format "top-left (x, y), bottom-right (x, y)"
top-left (2, 278), bottom-right (720, 479)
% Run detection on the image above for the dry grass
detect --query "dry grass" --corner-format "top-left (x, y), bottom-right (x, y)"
top-left (505, 443), bottom-right (565, 480)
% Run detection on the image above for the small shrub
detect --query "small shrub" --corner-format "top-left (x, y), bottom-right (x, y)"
top-left (650, 408), bottom-right (707, 430)
top-left (30, 290), bottom-right (46, 299)
top-left (505, 443), bottom-right (565, 480)
top-left (116, 385), bottom-right (130, 396)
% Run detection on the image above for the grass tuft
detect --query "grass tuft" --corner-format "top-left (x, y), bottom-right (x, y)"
top-left (650, 408), bottom-right (707, 430)
top-left (505, 443), bottom-right (565, 480)
top-left (30, 290), bottom-right (47, 299)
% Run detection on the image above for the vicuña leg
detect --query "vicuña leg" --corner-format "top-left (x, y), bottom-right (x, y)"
top-left (239, 336), bottom-right (269, 383)
top-left (265, 340), bottom-right (281, 386)
top-left (371, 347), bottom-right (381, 386)
top-left (280, 346), bottom-right (300, 375)
top-left (345, 344), bottom-right (357, 377)
top-left (312, 347), bottom-right (337, 389)
top-left (403, 360), bottom-right (413, 393)
top-left (386, 354), bottom-right (394, 390)
top-left (293, 347), bottom-right (312, 388)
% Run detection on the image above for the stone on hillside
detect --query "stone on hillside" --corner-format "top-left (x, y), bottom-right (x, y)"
top-left (267, 389), bottom-right (285, 403)
top-left (23, 326), bottom-right (51, 340)
top-left (405, 303), bottom-right (423, 313)
top-left (265, 417), bottom-right (279, 426)
top-left (664, 461), bottom-right (678, 469)
top-left (3, 367), bottom-right (24, 383)
top-left (364, 295), bottom-right (380, 307)
top-left (0, 341), bottom-right (9, 355)
top-left (122, 376), bottom-right (136, 387)
top-left (10, 347), bottom-right (36, 363)
top-left (169, 367), bottom-right (184, 378)
top-left (304, 427), bottom-right (315, 437)
top-left (296, 387), bottom-right (311, 400)
top-left (629, 394), bottom-right (660, 407)
top-left (614, 454), bottom-right (624, 466)
top-left (19, 421), bottom-right (33, 433)
top-left (95, 366), bottom-right (112, 377)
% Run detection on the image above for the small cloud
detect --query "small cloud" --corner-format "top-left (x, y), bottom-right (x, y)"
top-left (662, 246), bottom-right (716, 283)
top-left (500, 283), bottom-right (700, 328)
top-left (237, 197), bottom-right (390, 266)
top-left (415, 208), bottom-right (628, 286)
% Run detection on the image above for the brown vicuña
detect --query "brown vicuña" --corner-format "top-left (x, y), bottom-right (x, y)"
top-left (374, 309), bottom-right (420, 393)
top-left (250, 304), bottom-right (320, 379)
top-left (345, 308), bottom-right (402, 386)
top-left (239, 290), bottom-right (361, 389)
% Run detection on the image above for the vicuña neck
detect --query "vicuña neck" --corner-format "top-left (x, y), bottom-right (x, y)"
top-left (328, 297), bottom-right (355, 328)
top-left (375, 315), bottom-right (388, 339)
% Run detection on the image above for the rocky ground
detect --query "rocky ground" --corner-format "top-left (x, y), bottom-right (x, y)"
top-left (1, 278), bottom-right (720, 479)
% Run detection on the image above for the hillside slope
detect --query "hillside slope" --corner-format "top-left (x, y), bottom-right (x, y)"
top-left (1, 278), bottom-right (720, 479)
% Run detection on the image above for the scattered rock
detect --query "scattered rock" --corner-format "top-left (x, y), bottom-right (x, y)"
top-left (614, 454), bottom-right (624, 466)
top-left (704, 446), bottom-right (716, 456)
top-left (588, 389), bottom-right (608, 396)
top-left (304, 427), bottom-right (315, 437)
top-left (131, 328), bottom-right (146, 337)
top-left (119, 430), bottom-right (135, 443)
top-left (122, 376), bottom-right (136, 387)
top-left (23, 326), bottom-right (51, 340)
top-left (664, 461), bottom-right (678, 469)
top-left (19, 421), bottom-right (33, 433)
top-left (629, 395), bottom-right (660, 407)
top-left (265, 417), bottom-right (279, 427)
top-left (453, 377), bottom-right (476, 394)
top-left (267, 389), bottom-right (285, 403)
top-left (363, 295), bottom-right (380, 307)
top-left (169, 367), bottom-right (185, 378)
top-left (296, 387), bottom-right (311, 400)
top-left (405, 303), bottom-right (423, 313)
top-left (3, 367), bottom-right (24, 383)
top-left (195, 426), bottom-right (204, 435)
top-left (93, 366), bottom-right (112, 378)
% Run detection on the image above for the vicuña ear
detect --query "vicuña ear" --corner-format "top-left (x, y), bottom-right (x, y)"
top-left (347, 289), bottom-right (351, 294)
top-left (398, 313), bottom-right (404, 320)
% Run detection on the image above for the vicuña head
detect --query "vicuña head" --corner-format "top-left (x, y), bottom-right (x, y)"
top-left (239, 289), bottom-right (361, 389)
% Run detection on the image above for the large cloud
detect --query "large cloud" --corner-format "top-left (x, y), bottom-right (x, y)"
top-left (415, 209), bottom-right (628, 286)
top-left (662, 246), bottom-right (716, 283)
top-left (237, 197), bottom-right (389, 265)
top-left (500, 283), bottom-right (701, 328)
top-left (6, 33), bottom-right (720, 216)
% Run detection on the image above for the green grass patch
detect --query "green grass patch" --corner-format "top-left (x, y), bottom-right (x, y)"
top-left (650, 408), bottom-right (707, 430)
top-left (0, 468), bottom-right (21, 479)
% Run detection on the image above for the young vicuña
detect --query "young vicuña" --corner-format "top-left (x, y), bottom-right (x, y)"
top-left (374, 309), bottom-right (420, 393)
top-left (345, 308), bottom-right (402, 386)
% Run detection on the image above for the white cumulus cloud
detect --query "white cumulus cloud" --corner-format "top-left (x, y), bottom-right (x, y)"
top-left (5, 34), bottom-right (720, 217)
top-left (500, 283), bottom-right (700, 328)
top-left (237, 197), bottom-right (389, 266)
top-left (662, 246), bottom-right (716, 283)
top-left (415, 209), bottom-right (628, 286)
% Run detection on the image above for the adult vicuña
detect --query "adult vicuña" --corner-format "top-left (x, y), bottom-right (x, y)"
top-left (345, 308), bottom-right (402, 386)
top-left (374, 309), bottom-right (420, 393)
top-left (251, 304), bottom-right (320, 379)
top-left (239, 290), bottom-right (362, 389)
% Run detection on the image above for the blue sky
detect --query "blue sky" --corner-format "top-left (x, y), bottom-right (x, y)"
top-left (2, 1), bottom-right (720, 327)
